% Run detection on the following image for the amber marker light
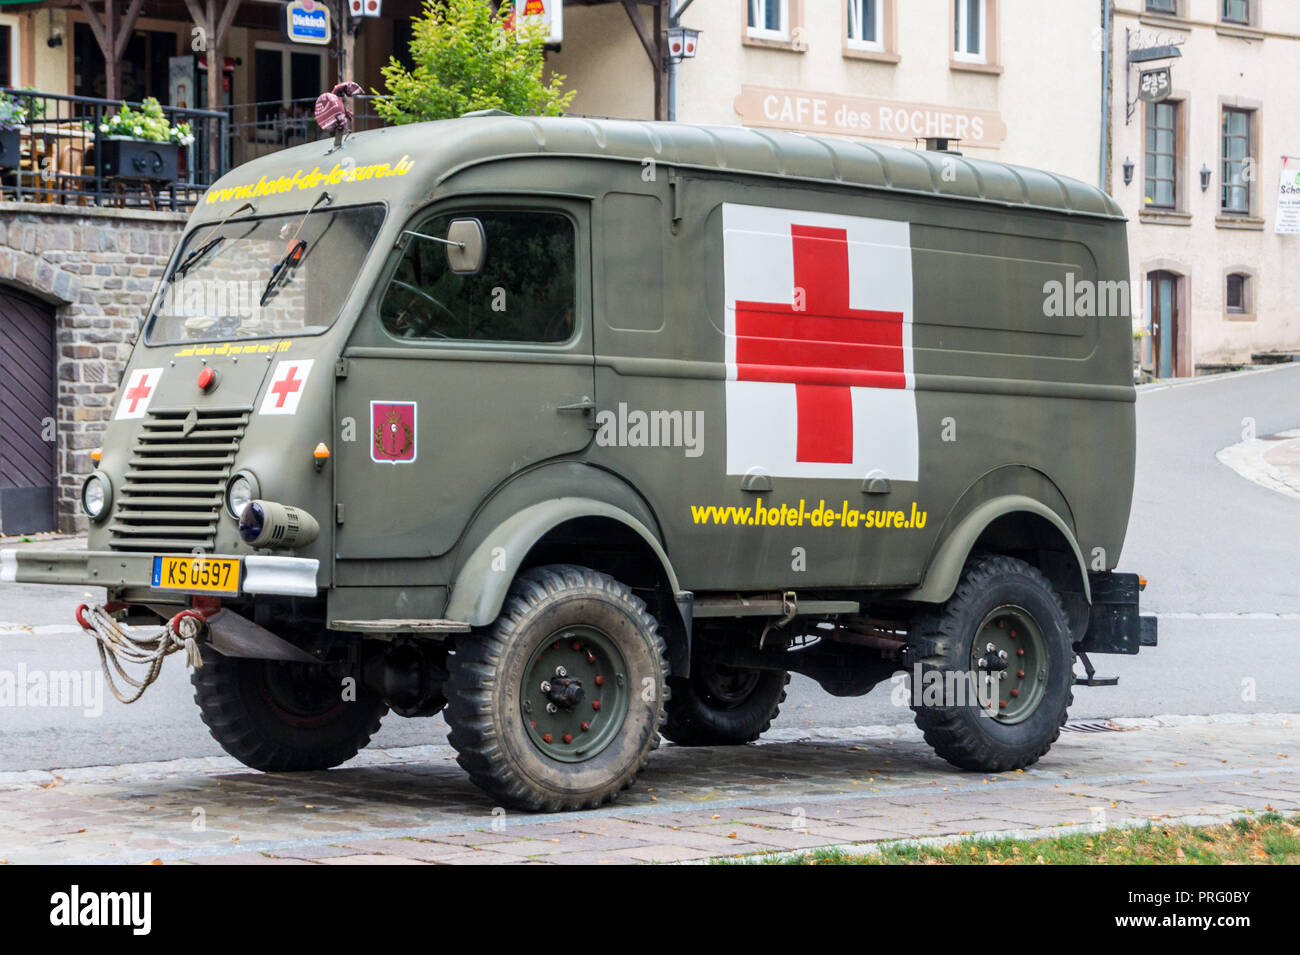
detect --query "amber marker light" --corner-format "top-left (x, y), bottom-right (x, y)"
top-left (314, 442), bottom-right (330, 472)
top-left (91, 448), bottom-right (102, 464)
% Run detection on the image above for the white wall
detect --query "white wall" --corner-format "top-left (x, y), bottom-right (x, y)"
top-left (552, 0), bottom-right (1104, 185)
top-left (1111, 0), bottom-right (1300, 369)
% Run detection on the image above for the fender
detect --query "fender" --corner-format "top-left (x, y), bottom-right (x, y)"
top-left (900, 494), bottom-right (1091, 605)
top-left (445, 496), bottom-right (683, 627)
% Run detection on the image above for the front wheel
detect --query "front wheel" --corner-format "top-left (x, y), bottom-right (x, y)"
top-left (908, 555), bottom-right (1074, 773)
top-left (444, 565), bottom-right (669, 812)
top-left (191, 649), bottom-right (387, 772)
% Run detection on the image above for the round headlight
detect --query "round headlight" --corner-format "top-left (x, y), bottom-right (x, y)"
top-left (81, 473), bottom-right (111, 521)
top-left (226, 471), bottom-right (259, 519)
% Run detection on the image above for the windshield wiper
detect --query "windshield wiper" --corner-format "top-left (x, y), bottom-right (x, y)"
top-left (177, 201), bottom-right (256, 277)
top-left (260, 192), bottom-right (333, 306)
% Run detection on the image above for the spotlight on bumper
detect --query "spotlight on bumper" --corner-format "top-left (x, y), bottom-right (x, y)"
top-left (237, 500), bottom-right (320, 549)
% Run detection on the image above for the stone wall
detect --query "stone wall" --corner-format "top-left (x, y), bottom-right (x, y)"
top-left (0, 203), bottom-right (186, 532)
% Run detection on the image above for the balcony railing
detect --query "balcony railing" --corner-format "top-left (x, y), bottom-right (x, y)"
top-left (0, 89), bottom-right (227, 211)
top-left (227, 96), bottom-right (386, 168)
top-left (0, 90), bottom-right (390, 212)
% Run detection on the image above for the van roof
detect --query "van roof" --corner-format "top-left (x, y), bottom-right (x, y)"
top-left (204, 115), bottom-right (1125, 221)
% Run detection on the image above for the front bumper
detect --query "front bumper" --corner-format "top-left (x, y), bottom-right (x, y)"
top-left (0, 548), bottom-right (319, 598)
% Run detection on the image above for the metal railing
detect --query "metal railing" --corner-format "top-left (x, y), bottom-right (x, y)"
top-left (0, 90), bottom-right (395, 210)
top-left (226, 96), bottom-right (386, 168)
top-left (0, 89), bottom-right (227, 211)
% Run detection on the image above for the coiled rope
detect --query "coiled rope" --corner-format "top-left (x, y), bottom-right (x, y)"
top-left (74, 604), bottom-right (205, 704)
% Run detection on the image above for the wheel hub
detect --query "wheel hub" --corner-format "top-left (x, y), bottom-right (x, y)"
top-left (543, 673), bottom-right (585, 709)
top-left (976, 643), bottom-right (1009, 672)
top-left (696, 661), bottom-right (762, 708)
top-left (522, 627), bottom-right (629, 763)
top-left (970, 606), bottom-right (1048, 724)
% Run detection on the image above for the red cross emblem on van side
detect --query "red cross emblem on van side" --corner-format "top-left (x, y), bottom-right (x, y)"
top-left (270, 365), bottom-right (304, 408)
top-left (733, 225), bottom-right (905, 463)
top-left (124, 374), bottom-right (153, 413)
top-left (259, 359), bottom-right (315, 416)
top-left (116, 367), bottom-right (164, 420)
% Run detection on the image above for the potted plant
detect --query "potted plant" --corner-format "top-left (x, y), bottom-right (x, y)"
top-left (1133, 327), bottom-right (1151, 368)
top-left (0, 90), bottom-right (27, 169)
top-left (97, 97), bottom-right (193, 182)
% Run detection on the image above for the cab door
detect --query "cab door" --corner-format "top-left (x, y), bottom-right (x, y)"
top-left (334, 199), bottom-right (594, 561)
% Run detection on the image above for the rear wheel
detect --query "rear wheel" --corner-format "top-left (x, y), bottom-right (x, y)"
top-left (663, 661), bottom-right (789, 746)
top-left (191, 648), bottom-right (387, 772)
top-left (908, 555), bottom-right (1074, 772)
top-left (444, 565), bottom-right (669, 812)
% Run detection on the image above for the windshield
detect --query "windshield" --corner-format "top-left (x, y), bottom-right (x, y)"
top-left (144, 203), bottom-right (386, 346)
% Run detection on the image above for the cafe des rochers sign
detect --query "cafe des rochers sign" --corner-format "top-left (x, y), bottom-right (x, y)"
top-left (734, 85), bottom-right (1007, 147)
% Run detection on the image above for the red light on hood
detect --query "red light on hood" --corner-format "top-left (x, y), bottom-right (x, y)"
top-left (197, 367), bottom-right (216, 391)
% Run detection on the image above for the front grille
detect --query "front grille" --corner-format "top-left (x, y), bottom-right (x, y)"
top-left (108, 407), bottom-right (251, 553)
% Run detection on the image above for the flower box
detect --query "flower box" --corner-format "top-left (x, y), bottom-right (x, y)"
top-left (98, 137), bottom-right (179, 182)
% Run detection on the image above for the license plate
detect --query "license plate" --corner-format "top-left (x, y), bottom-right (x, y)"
top-left (151, 556), bottom-right (240, 595)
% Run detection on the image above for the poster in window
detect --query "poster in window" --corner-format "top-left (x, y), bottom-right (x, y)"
top-left (1276, 156), bottom-right (1300, 235)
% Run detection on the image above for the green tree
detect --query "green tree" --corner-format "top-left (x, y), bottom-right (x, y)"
top-left (376, 0), bottom-right (575, 123)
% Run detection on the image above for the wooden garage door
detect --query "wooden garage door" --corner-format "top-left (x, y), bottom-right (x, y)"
top-left (0, 287), bottom-right (56, 534)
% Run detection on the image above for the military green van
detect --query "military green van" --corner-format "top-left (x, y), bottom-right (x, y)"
top-left (1, 115), bottom-right (1155, 810)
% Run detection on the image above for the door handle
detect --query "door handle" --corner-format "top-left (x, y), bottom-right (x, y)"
top-left (557, 397), bottom-right (596, 414)
top-left (557, 397), bottom-right (598, 430)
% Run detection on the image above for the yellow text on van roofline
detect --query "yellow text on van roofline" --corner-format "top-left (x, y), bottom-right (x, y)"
top-left (204, 155), bottom-right (415, 205)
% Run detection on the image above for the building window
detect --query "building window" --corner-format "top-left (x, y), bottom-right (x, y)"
top-left (74, 24), bottom-right (176, 101)
top-left (0, 24), bottom-right (13, 88)
top-left (1144, 101), bottom-right (1179, 209)
top-left (254, 43), bottom-right (328, 125)
top-left (847, 0), bottom-right (883, 50)
top-left (953, 0), bottom-right (986, 62)
top-left (393, 16), bottom-right (416, 72)
top-left (1222, 0), bottom-right (1250, 25)
top-left (1221, 107), bottom-right (1254, 214)
top-left (1146, 0), bottom-right (1177, 14)
top-left (1226, 273), bottom-right (1249, 314)
top-left (747, 0), bottom-right (789, 41)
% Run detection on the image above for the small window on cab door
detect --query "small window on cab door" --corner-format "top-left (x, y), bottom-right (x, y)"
top-left (380, 210), bottom-right (576, 343)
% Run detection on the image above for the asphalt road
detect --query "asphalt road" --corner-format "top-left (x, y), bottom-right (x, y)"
top-left (2, 365), bottom-right (1298, 771)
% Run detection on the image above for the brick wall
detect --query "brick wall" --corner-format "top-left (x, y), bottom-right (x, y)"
top-left (0, 203), bottom-right (186, 532)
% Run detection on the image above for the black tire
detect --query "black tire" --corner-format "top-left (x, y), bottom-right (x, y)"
top-left (662, 663), bottom-right (789, 746)
top-left (444, 564), bottom-right (669, 812)
top-left (908, 555), bottom-right (1074, 773)
top-left (191, 647), bottom-right (387, 772)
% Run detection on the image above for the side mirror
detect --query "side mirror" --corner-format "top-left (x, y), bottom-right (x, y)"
top-left (446, 218), bottom-right (486, 274)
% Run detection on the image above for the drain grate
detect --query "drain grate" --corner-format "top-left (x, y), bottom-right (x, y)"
top-left (1060, 719), bottom-right (1128, 734)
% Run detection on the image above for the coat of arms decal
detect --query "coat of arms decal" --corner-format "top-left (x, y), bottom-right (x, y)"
top-left (371, 401), bottom-right (417, 464)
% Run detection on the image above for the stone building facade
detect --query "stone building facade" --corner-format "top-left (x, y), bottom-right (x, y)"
top-left (0, 204), bottom-right (185, 533)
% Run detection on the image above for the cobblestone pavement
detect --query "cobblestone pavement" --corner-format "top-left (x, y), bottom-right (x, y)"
top-left (0, 714), bottom-right (1294, 864)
